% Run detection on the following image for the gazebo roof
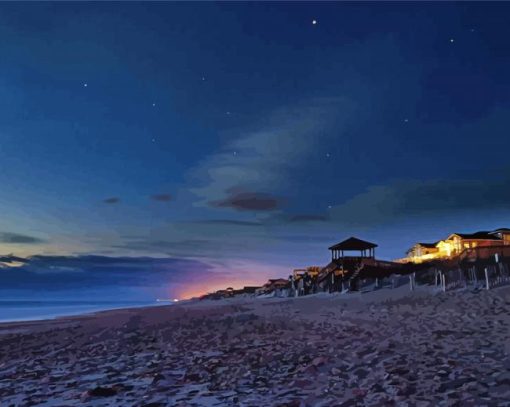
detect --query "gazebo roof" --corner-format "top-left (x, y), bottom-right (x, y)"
top-left (328, 236), bottom-right (378, 251)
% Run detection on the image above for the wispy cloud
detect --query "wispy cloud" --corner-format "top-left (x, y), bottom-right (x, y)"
top-left (103, 197), bottom-right (120, 204)
top-left (329, 176), bottom-right (510, 227)
top-left (0, 254), bottom-right (223, 293)
top-left (286, 214), bottom-right (330, 223)
top-left (0, 254), bottom-right (28, 264)
top-left (183, 219), bottom-right (263, 227)
top-left (209, 189), bottom-right (283, 212)
top-left (151, 194), bottom-right (172, 202)
top-left (189, 97), bottom-right (356, 210)
top-left (0, 232), bottom-right (46, 244)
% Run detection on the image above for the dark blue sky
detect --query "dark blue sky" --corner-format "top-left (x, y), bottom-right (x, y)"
top-left (1, 2), bottom-right (510, 299)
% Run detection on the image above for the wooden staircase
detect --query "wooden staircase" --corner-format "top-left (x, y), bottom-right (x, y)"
top-left (345, 264), bottom-right (364, 291)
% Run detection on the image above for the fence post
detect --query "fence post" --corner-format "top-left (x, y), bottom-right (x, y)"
top-left (485, 267), bottom-right (490, 290)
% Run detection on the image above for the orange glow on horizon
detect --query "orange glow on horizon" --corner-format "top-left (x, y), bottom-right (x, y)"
top-left (176, 279), bottom-right (261, 300)
top-left (170, 261), bottom-right (291, 300)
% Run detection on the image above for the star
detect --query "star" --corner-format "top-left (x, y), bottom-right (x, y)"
top-left (152, 103), bottom-right (156, 107)
top-left (83, 83), bottom-right (88, 87)
top-left (226, 111), bottom-right (231, 116)
top-left (201, 76), bottom-right (206, 81)
top-left (152, 138), bottom-right (156, 142)
top-left (404, 118), bottom-right (409, 123)
top-left (326, 153), bottom-right (331, 158)
top-left (328, 205), bottom-right (332, 209)
top-left (449, 38), bottom-right (455, 43)
top-left (312, 19), bottom-right (317, 25)
top-left (233, 151), bottom-right (237, 156)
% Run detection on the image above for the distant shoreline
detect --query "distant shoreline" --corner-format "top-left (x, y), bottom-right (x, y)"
top-left (0, 300), bottom-right (168, 325)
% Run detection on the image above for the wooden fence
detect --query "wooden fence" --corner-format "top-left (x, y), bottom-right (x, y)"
top-left (418, 259), bottom-right (510, 292)
top-left (357, 257), bottom-right (510, 294)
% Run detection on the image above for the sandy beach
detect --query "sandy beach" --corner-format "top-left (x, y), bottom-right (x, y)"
top-left (1, 286), bottom-right (510, 406)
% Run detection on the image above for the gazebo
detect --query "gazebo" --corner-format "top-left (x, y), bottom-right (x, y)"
top-left (328, 236), bottom-right (377, 261)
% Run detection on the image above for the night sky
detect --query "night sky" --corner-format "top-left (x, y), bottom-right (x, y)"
top-left (1, 2), bottom-right (510, 300)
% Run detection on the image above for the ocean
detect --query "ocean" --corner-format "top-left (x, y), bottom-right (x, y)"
top-left (0, 300), bottom-right (166, 323)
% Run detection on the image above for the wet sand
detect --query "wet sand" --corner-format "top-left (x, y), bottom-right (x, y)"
top-left (1, 285), bottom-right (510, 406)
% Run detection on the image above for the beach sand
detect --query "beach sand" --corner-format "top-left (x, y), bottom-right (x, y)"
top-left (1, 285), bottom-right (510, 406)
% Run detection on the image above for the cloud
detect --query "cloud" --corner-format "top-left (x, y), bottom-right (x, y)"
top-left (0, 232), bottom-right (46, 244)
top-left (286, 214), bottom-right (330, 223)
top-left (0, 254), bottom-right (224, 293)
top-left (151, 194), bottom-right (172, 202)
top-left (0, 254), bottom-right (27, 264)
top-left (329, 177), bottom-right (510, 227)
top-left (209, 189), bottom-right (283, 212)
top-left (103, 197), bottom-right (120, 204)
top-left (189, 97), bottom-right (356, 208)
top-left (184, 219), bottom-right (263, 227)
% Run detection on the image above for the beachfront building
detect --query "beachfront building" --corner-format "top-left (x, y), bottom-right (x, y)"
top-left (405, 228), bottom-right (510, 263)
top-left (436, 232), bottom-right (503, 257)
top-left (292, 266), bottom-right (321, 279)
top-left (490, 228), bottom-right (510, 242)
top-left (406, 242), bottom-right (439, 263)
top-left (316, 237), bottom-right (379, 292)
top-left (256, 278), bottom-right (290, 296)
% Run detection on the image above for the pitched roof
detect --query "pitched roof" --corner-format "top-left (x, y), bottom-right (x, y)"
top-left (416, 242), bottom-right (439, 248)
top-left (450, 231), bottom-right (501, 240)
top-left (328, 236), bottom-right (378, 251)
top-left (491, 228), bottom-right (510, 233)
top-left (266, 279), bottom-right (289, 285)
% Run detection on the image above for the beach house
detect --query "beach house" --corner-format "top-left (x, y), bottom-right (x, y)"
top-left (405, 228), bottom-right (510, 263)
top-left (256, 279), bottom-right (289, 296)
top-left (406, 242), bottom-right (439, 263)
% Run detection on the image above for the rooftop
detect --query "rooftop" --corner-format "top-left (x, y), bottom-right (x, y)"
top-left (416, 242), bottom-right (439, 248)
top-left (450, 231), bottom-right (501, 240)
top-left (329, 236), bottom-right (378, 251)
